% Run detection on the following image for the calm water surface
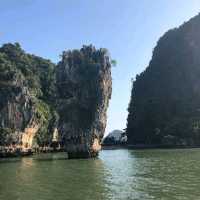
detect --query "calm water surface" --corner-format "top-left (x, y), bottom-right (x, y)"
top-left (0, 149), bottom-right (200, 200)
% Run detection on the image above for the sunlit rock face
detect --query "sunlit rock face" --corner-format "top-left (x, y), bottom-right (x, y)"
top-left (0, 43), bottom-right (56, 152)
top-left (56, 45), bottom-right (112, 158)
top-left (0, 66), bottom-right (37, 149)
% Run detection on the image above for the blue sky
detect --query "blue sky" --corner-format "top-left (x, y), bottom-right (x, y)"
top-left (0, 0), bottom-right (200, 134)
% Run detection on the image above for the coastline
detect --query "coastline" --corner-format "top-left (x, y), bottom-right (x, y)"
top-left (102, 144), bottom-right (200, 150)
top-left (2, 144), bottom-right (200, 158)
top-left (0, 146), bottom-right (65, 158)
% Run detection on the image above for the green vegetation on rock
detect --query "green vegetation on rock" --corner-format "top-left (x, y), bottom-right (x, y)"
top-left (0, 43), bottom-right (57, 146)
top-left (0, 43), bottom-right (112, 159)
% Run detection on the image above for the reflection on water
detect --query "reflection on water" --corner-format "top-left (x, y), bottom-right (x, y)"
top-left (0, 149), bottom-right (200, 200)
top-left (0, 153), bottom-right (109, 200)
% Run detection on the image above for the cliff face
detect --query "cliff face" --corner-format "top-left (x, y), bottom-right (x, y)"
top-left (0, 43), bottom-right (56, 150)
top-left (56, 46), bottom-right (112, 158)
top-left (0, 72), bottom-right (37, 148)
top-left (127, 14), bottom-right (200, 146)
top-left (0, 43), bottom-right (112, 158)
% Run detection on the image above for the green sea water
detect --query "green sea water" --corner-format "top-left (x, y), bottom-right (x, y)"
top-left (0, 149), bottom-right (200, 200)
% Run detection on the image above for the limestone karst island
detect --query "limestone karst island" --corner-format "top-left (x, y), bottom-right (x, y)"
top-left (0, 44), bottom-right (112, 158)
top-left (1, 1), bottom-right (200, 200)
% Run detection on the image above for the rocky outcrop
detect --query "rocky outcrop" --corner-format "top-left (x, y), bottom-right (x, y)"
top-left (0, 43), bottom-right (56, 155)
top-left (56, 45), bottom-right (112, 158)
top-left (127, 14), bottom-right (200, 146)
top-left (0, 43), bottom-right (112, 158)
top-left (102, 130), bottom-right (127, 146)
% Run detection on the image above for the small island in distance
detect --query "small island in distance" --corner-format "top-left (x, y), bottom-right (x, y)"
top-left (102, 129), bottom-right (127, 149)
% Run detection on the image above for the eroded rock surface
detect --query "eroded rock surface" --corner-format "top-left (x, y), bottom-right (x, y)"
top-left (56, 45), bottom-right (112, 158)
